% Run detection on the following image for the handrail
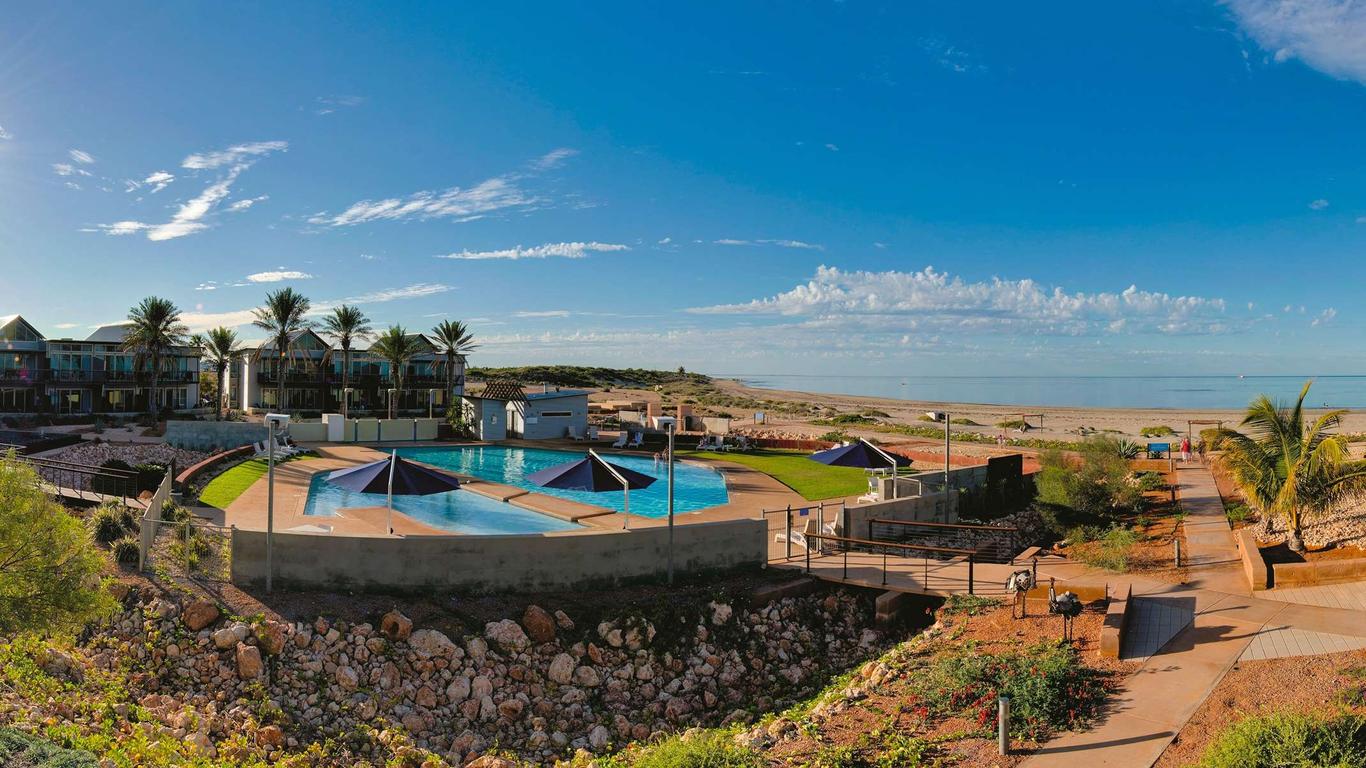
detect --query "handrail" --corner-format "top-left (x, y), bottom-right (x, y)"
top-left (803, 531), bottom-right (976, 593)
top-left (806, 532), bottom-right (975, 556)
top-left (868, 518), bottom-right (1019, 533)
top-left (17, 455), bottom-right (139, 478)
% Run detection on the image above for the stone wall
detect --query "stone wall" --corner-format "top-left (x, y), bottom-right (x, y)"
top-left (231, 518), bottom-right (767, 592)
top-left (165, 420), bottom-right (269, 452)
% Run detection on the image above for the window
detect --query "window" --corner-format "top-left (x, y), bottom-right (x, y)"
top-left (540, 410), bottom-right (573, 418)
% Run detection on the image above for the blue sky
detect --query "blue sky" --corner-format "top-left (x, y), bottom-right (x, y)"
top-left (3, 1), bottom-right (1365, 376)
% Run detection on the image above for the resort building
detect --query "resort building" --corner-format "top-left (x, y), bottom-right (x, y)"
top-left (0, 314), bottom-right (200, 415)
top-left (230, 329), bottom-right (465, 415)
top-left (461, 382), bottom-right (590, 440)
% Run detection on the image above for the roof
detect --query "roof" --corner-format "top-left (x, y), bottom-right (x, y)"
top-left (259, 328), bottom-right (328, 351)
top-left (476, 380), bottom-right (527, 402)
top-left (0, 314), bottom-right (45, 343)
top-left (84, 323), bottom-right (133, 343)
top-left (526, 388), bottom-right (589, 401)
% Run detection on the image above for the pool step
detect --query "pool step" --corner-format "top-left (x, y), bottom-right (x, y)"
top-left (510, 493), bottom-right (616, 522)
top-left (461, 480), bottom-right (529, 502)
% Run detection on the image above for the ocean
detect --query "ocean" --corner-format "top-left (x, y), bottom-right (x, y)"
top-left (726, 374), bottom-right (1366, 410)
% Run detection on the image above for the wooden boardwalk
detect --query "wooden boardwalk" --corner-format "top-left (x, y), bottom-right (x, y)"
top-left (771, 548), bottom-right (1048, 597)
top-left (43, 483), bottom-right (147, 510)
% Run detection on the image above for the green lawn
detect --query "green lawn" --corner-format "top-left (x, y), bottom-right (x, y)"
top-left (197, 456), bottom-right (315, 509)
top-left (681, 449), bottom-right (870, 500)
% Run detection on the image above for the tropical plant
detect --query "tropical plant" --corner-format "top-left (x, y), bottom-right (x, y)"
top-left (202, 327), bottom-right (240, 420)
top-left (1216, 380), bottom-right (1366, 552)
top-left (370, 325), bottom-right (424, 418)
top-left (121, 297), bottom-right (188, 416)
top-left (1115, 438), bottom-right (1142, 459)
top-left (251, 288), bottom-right (311, 412)
top-left (0, 454), bottom-right (115, 635)
top-left (430, 319), bottom-right (477, 403)
top-left (321, 305), bottom-right (372, 414)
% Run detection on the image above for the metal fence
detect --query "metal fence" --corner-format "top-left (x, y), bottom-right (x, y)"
top-left (140, 513), bottom-right (233, 582)
top-left (18, 455), bottom-right (143, 506)
top-left (866, 518), bottom-right (1025, 564)
top-left (763, 500), bottom-right (847, 561)
top-left (803, 532), bottom-right (978, 594)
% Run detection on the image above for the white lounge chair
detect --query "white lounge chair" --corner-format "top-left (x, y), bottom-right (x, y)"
top-left (627, 432), bottom-right (644, 448)
top-left (696, 435), bottom-right (718, 451)
top-left (610, 432), bottom-right (628, 449)
top-left (567, 425), bottom-right (586, 441)
top-left (273, 436), bottom-right (300, 457)
top-left (251, 440), bottom-right (269, 457)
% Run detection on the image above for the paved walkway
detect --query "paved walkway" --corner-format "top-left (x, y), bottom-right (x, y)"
top-left (1260, 581), bottom-right (1366, 611)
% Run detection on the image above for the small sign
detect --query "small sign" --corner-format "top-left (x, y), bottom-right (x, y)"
top-left (1148, 442), bottom-right (1170, 453)
top-left (755, 411), bottom-right (766, 424)
top-left (798, 508), bottom-right (810, 517)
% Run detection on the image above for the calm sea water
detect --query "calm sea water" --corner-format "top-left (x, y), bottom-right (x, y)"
top-left (728, 375), bottom-right (1366, 410)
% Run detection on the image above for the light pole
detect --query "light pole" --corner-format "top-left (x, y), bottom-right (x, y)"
top-left (429, 388), bottom-right (438, 420)
top-left (387, 387), bottom-right (397, 420)
top-left (264, 413), bottom-right (289, 593)
top-left (667, 418), bottom-right (676, 585)
top-left (943, 411), bottom-right (951, 510)
top-left (342, 387), bottom-right (353, 420)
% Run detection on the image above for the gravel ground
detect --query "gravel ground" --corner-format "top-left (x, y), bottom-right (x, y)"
top-left (1154, 648), bottom-right (1366, 767)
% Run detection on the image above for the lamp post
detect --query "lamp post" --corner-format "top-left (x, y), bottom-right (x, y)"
top-left (342, 387), bottom-right (353, 420)
top-left (387, 387), bottom-right (397, 420)
top-left (428, 388), bottom-right (438, 420)
top-left (264, 412), bottom-right (289, 593)
top-left (667, 418), bottom-right (676, 585)
top-left (943, 410), bottom-right (951, 510)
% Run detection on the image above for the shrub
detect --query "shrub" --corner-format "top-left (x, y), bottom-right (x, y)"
top-left (1140, 425), bottom-right (1177, 438)
top-left (817, 431), bottom-right (850, 443)
top-left (1194, 711), bottom-right (1366, 768)
top-left (160, 501), bottom-right (190, 523)
top-left (914, 641), bottom-right (1111, 741)
top-left (1225, 502), bottom-right (1251, 525)
top-left (951, 417), bottom-right (980, 426)
top-left (603, 731), bottom-right (763, 768)
top-left (1070, 526), bottom-right (1139, 572)
top-left (1132, 471), bottom-right (1167, 492)
top-left (996, 419), bottom-right (1029, 430)
top-left (110, 536), bottom-right (140, 565)
top-left (86, 502), bottom-right (135, 544)
top-left (0, 728), bottom-right (98, 767)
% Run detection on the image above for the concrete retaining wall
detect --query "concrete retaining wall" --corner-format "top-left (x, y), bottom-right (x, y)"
top-left (166, 418), bottom-right (444, 450)
top-left (230, 517), bottom-right (767, 592)
top-left (165, 421), bottom-right (268, 451)
top-left (1271, 555), bottom-right (1366, 588)
top-left (844, 493), bottom-right (955, 539)
top-left (1099, 583), bottom-right (1133, 658)
top-left (1235, 529), bottom-right (1271, 590)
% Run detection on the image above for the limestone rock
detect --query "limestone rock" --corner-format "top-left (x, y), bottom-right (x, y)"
top-left (380, 610), bottom-right (413, 641)
top-left (408, 628), bottom-right (456, 659)
top-left (484, 619), bottom-right (530, 653)
top-left (235, 643), bottom-right (262, 680)
top-left (521, 605), bottom-right (556, 644)
top-left (547, 653), bottom-right (574, 685)
top-left (254, 621), bottom-right (286, 656)
top-left (182, 600), bottom-right (220, 631)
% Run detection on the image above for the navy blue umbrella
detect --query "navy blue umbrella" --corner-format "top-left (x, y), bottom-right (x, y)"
top-left (327, 451), bottom-right (462, 533)
top-left (809, 439), bottom-right (910, 499)
top-left (527, 450), bottom-right (655, 521)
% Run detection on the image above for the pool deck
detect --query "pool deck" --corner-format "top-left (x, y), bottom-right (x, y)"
top-left (217, 440), bottom-right (814, 537)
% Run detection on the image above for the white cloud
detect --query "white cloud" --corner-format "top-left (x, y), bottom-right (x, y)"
top-left (180, 283), bottom-right (452, 333)
top-left (435, 241), bottom-right (628, 261)
top-left (52, 163), bottom-right (92, 177)
top-left (195, 282), bottom-right (217, 291)
top-left (321, 283), bottom-right (452, 309)
top-left (532, 148), bottom-right (577, 170)
top-left (69, 149), bottom-right (95, 164)
top-left (96, 220), bottom-right (151, 236)
top-left (313, 95), bottom-right (365, 115)
top-left (310, 176), bottom-right (535, 227)
top-left (143, 171), bottom-right (174, 193)
top-left (245, 270), bottom-right (312, 283)
top-left (53, 323), bottom-right (79, 330)
top-left (181, 140), bottom-right (288, 170)
top-left (691, 265), bottom-right (1236, 336)
top-left (0, 125), bottom-right (10, 140)
top-left (658, 237), bottom-right (672, 245)
top-left (714, 238), bottom-right (824, 250)
top-left (1309, 198), bottom-right (1330, 209)
top-left (513, 310), bottom-right (572, 318)
top-left (228, 195), bottom-right (268, 212)
top-left (824, 143), bottom-right (840, 152)
top-left (1226, 0), bottom-right (1366, 85)
top-left (1312, 307), bottom-right (1337, 326)
top-left (145, 165), bottom-right (244, 241)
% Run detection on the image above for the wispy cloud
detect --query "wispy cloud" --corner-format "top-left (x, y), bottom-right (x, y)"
top-left (309, 151), bottom-right (576, 227)
top-left (435, 241), bottom-right (628, 261)
top-left (180, 282), bottom-right (452, 333)
top-left (919, 37), bottom-right (987, 74)
top-left (92, 140), bottom-right (286, 241)
top-left (182, 140), bottom-right (288, 170)
top-left (53, 163), bottom-right (92, 178)
top-left (1309, 198), bottom-right (1330, 210)
top-left (245, 270), bottom-right (312, 283)
top-left (228, 195), bottom-right (268, 212)
top-left (143, 171), bottom-right (174, 193)
top-left (53, 323), bottom-right (80, 330)
top-left (691, 265), bottom-right (1237, 336)
top-left (1312, 307), bottom-right (1337, 326)
top-left (313, 94), bottom-right (365, 115)
top-left (1226, 0), bottom-right (1366, 85)
top-left (513, 310), bottom-right (572, 318)
top-left (0, 125), bottom-right (11, 140)
top-left (714, 238), bottom-right (824, 250)
top-left (68, 149), bottom-right (95, 164)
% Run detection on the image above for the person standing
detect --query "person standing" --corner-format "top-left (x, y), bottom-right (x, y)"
top-left (1180, 436), bottom-right (1191, 463)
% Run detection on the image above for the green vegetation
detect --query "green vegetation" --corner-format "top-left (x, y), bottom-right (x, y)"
top-left (1218, 380), bottom-right (1366, 552)
top-left (0, 456), bottom-right (114, 636)
top-left (864, 422), bottom-right (1083, 452)
top-left (121, 296), bottom-right (189, 417)
top-left (681, 449), bottom-right (870, 500)
top-left (1067, 526), bottom-right (1140, 572)
top-left (941, 594), bottom-right (1002, 616)
top-left (1034, 437), bottom-right (1147, 533)
top-left (468, 365), bottom-right (711, 390)
top-left (1194, 711), bottom-right (1366, 768)
top-left (915, 641), bottom-right (1110, 741)
top-left (197, 456), bottom-right (313, 509)
top-left (815, 413), bottom-right (882, 426)
top-left (0, 728), bottom-right (98, 767)
top-left (85, 501), bottom-right (136, 545)
top-left (995, 419), bottom-right (1029, 430)
top-left (950, 417), bottom-right (980, 426)
top-left (1139, 425), bottom-right (1177, 437)
top-left (593, 731), bottom-right (762, 768)
top-left (1224, 501), bottom-right (1251, 526)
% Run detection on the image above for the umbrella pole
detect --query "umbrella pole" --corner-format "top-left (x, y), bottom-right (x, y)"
top-left (623, 483), bottom-right (630, 529)
top-left (388, 449), bottom-right (397, 535)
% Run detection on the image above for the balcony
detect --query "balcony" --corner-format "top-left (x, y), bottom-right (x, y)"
top-left (257, 371), bottom-right (326, 385)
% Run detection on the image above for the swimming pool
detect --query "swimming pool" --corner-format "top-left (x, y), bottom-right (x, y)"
top-left (301, 472), bottom-right (578, 535)
top-left (395, 445), bottom-right (730, 518)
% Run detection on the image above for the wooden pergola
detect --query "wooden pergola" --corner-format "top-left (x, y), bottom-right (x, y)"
top-left (1187, 419), bottom-right (1225, 441)
top-left (1016, 413), bottom-right (1045, 431)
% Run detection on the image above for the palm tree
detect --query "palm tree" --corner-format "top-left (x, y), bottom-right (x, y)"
top-left (122, 297), bottom-right (188, 416)
top-left (430, 319), bottom-right (478, 404)
top-left (1217, 380), bottom-right (1366, 552)
top-left (203, 327), bottom-right (240, 421)
top-left (321, 305), bottom-right (372, 415)
top-left (369, 325), bottom-right (424, 418)
top-left (251, 288), bottom-right (311, 412)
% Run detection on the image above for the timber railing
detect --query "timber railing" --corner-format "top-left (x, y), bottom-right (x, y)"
top-left (802, 532), bottom-right (977, 593)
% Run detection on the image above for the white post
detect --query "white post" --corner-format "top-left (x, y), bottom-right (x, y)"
top-left (943, 411), bottom-right (951, 511)
top-left (387, 449), bottom-right (397, 535)
top-left (591, 448), bottom-right (632, 529)
top-left (667, 420), bottom-right (676, 585)
top-left (266, 419), bottom-right (275, 593)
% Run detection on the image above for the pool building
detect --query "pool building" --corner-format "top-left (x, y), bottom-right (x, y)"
top-left (461, 381), bottom-right (590, 441)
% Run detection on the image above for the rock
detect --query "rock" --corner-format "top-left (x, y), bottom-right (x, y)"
top-left (256, 725), bottom-right (284, 747)
top-left (408, 629), bottom-right (456, 659)
top-left (107, 581), bottom-right (131, 601)
top-left (401, 712), bottom-right (427, 734)
top-left (446, 676), bottom-right (471, 703)
top-left (335, 666), bottom-right (359, 691)
top-left (254, 621), bottom-right (286, 656)
top-left (471, 675), bottom-right (493, 699)
top-left (484, 619), bottom-right (530, 653)
top-left (709, 602), bottom-right (733, 625)
top-left (588, 724), bottom-right (611, 750)
top-left (497, 698), bottom-right (525, 720)
top-left (554, 609), bottom-right (575, 630)
top-left (378, 661), bottom-right (401, 690)
top-left (467, 757), bottom-right (519, 768)
top-left (211, 628), bottom-right (238, 650)
top-left (547, 653), bottom-right (575, 685)
top-left (145, 598), bottom-right (178, 619)
top-left (522, 605), bottom-right (556, 644)
top-left (235, 643), bottom-right (262, 680)
top-left (182, 600), bottom-right (220, 631)
top-left (379, 610), bottom-right (412, 641)
top-left (415, 686), bottom-right (437, 708)
top-left (573, 666), bottom-right (600, 687)
top-left (466, 636), bottom-right (488, 661)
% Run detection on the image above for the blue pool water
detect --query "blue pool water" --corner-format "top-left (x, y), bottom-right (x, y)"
top-left (395, 445), bottom-right (730, 518)
top-left (302, 473), bottom-right (578, 535)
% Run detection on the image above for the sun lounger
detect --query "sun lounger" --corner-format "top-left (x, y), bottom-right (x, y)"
top-left (696, 435), bottom-right (718, 450)
top-left (627, 432), bottom-right (644, 448)
top-left (610, 432), bottom-right (628, 449)
top-left (567, 425), bottom-right (586, 441)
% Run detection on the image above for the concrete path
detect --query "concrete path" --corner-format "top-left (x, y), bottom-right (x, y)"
top-left (1119, 597), bottom-right (1194, 661)
top-left (1173, 462), bottom-right (1247, 593)
top-left (1260, 581), bottom-right (1366, 612)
